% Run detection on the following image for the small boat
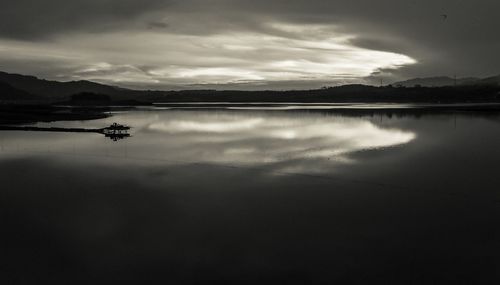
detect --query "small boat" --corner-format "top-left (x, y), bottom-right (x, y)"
top-left (102, 123), bottom-right (130, 134)
top-left (101, 123), bottom-right (131, 141)
top-left (104, 122), bottom-right (130, 131)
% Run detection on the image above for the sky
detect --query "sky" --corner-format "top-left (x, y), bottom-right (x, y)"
top-left (0, 0), bottom-right (499, 90)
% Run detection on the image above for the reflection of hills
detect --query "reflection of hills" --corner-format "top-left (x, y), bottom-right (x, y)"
top-left (286, 104), bottom-right (500, 119)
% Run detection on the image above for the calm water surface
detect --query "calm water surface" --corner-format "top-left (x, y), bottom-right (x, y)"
top-left (1, 107), bottom-right (499, 284)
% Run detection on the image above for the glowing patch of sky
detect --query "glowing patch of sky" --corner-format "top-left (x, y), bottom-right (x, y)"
top-left (0, 22), bottom-right (416, 88)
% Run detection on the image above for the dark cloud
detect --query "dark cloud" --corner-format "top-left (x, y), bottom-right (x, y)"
top-left (0, 0), bottom-right (499, 88)
top-left (0, 0), bottom-right (172, 39)
top-left (217, 0), bottom-right (500, 78)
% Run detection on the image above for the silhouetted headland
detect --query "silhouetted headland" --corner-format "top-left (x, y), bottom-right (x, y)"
top-left (0, 104), bottom-right (110, 125)
top-left (0, 122), bottom-right (131, 141)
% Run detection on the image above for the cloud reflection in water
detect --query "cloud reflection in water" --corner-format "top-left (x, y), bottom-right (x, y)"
top-left (144, 111), bottom-right (416, 173)
top-left (0, 110), bottom-right (416, 175)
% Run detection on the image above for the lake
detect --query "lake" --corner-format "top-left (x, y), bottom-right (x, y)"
top-left (1, 106), bottom-right (499, 284)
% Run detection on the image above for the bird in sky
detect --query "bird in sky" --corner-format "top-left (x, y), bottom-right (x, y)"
top-left (441, 14), bottom-right (448, 20)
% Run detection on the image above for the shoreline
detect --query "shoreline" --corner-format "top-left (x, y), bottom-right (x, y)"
top-left (2, 102), bottom-right (500, 126)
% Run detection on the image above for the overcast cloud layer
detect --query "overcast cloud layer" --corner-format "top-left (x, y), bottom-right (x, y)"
top-left (0, 0), bottom-right (499, 90)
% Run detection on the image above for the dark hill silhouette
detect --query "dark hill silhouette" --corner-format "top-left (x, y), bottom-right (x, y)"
top-left (0, 71), bottom-right (130, 99)
top-left (1, 71), bottom-right (500, 104)
top-left (0, 81), bottom-right (38, 101)
top-left (393, 76), bottom-right (479, 87)
top-left (155, 84), bottom-right (500, 103)
top-left (70, 92), bottom-right (112, 105)
top-left (475, 75), bottom-right (500, 86)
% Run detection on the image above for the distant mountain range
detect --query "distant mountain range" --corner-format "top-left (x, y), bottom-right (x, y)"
top-left (393, 75), bottom-right (500, 87)
top-left (1, 71), bottom-right (500, 104)
top-left (0, 71), bottom-right (131, 99)
top-left (477, 75), bottom-right (500, 86)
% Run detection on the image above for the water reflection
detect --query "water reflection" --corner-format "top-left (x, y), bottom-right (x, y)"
top-left (0, 110), bottom-right (416, 174)
top-left (1, 109), bottom-right (500, 284)
top-left (146, 113), bottom-right (415, 172)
